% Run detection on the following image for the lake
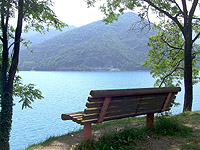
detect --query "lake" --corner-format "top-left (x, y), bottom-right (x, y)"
top-left (10, 71), bottom-right (200, 150)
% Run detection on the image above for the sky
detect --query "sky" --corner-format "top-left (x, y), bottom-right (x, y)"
top-left (9, 1), bottom-right (200, 28)
top-left (8, 0), bottom-right (159, 28)
top-left (52, 0), bottom-right (105, 27)
top-left (51, 0), bottom-right (160, 27)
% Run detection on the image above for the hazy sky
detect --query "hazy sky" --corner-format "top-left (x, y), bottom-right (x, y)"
top-left (51, 0), bottom-right (160, 27)
top-left (9, 1), bottom-right (199, 28)
top-left (52, 0), bottom-right (104, 27)
top-left (8, 0), bottom-right (162, 28)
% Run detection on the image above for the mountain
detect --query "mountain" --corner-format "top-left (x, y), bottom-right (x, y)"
top-left (19, 12), bottom-right (157, 71)
top-left (21, 25), bottom-right (76, 48)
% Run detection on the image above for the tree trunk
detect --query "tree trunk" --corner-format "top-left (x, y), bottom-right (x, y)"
top-left (0, 91), bottom-right (13, 150)
top-left (0, 1), bottom-right (24, 149)
top-left (0, 4), bottom-right (11, 149)
top-left (183, 27), bottom-right (193, 112)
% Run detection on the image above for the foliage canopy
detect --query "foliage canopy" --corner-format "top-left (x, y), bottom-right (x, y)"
top-left (143, 22), bottom-right (200, 87)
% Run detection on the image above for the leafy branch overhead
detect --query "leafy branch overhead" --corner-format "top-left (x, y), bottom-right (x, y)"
top-left (13, 75), bottom-right (44, 110)
top-left (143, 22), bottom-right (200, 87)
top-left (23, 0), bottom-right (67, 33)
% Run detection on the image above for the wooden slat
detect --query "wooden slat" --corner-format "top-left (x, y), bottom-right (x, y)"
top-left (82, 103), bottom-right (172, 121)
top-left (86, 96), bottom-right (167, 108)
top-left (84, 107), bottom-right (101, 114)
top-left (84, 99), bottom-right (173, 117)
top-left (61, 111), bottom-right (83, 120)
top-left (81, 108), bottom-right (170, 124)
top-left (140, 101), bottom-right (166, 108)
top-left (61, 111), bottom-right (84, 124)
top-left (85, 94), bottom-right (176, 110)
top-left (84, 104), bottom-right (138, 114)
top-left (73, 115), bottom-right (83, 119)
top-left (86, 102), bottom-right (103, 108)
top-left (103, 108), bottom-right (170, 121)
top-left (73, 119), bottom-right (82, 124)
top-left (88, 93), bottom-right (168, 102)
top-left (90, 87), bottom-right (181, 98)
top-left (84, 100), bottom-right (171, 115)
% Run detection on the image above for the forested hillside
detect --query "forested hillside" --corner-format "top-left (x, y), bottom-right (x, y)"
top-left (19, 12), bottom-right (157, 71)
top-left (21, 25), bottom-right (76, 48)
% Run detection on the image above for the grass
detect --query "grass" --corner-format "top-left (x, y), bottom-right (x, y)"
top-left (25, 130), bottom-right (82, 150)
top-left (26, 111), bottom-right (200, 150)
top-left (26, 136), bottom-right (58, 150)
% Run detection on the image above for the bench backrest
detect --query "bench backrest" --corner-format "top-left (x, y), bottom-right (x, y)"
top-left (81, 87), bottom-right (181, 124)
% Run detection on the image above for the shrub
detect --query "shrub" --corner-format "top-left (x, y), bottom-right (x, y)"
top-left (152, 116), bottom-right (192, 137)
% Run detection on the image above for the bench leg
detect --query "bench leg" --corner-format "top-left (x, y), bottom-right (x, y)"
top-left (146, 113), bottom-right (154, 128)
top-left (84, 123), bottom-right (92, 142)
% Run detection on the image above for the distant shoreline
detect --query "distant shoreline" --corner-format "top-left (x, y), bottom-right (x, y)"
top-left (21, 68), bottom-right (150, 72)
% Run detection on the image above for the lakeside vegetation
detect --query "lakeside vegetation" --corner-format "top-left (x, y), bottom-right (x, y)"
top-left (26, 111), bottom-right (200, 150)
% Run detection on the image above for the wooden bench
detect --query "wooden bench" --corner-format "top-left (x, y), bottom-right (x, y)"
top-left (61, 87), bottom-right (181, 141)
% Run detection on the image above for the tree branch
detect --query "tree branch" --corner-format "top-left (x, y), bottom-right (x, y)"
top-left (192, 16), bottom-right (200, 21)
top-left (174, 1), bottom-right (184, 15)
top-left (8, 0), bottom-right (24, 91)
top-left (0, 36), bottom-right (3, 42)
top-left (143, 0), bottom-right (184, 34)
top-left (5, 0), bottom-right (11, 29)
top-left (1, 1), bottom-right (9, 90)
top-left (8, 38), bottom-right (22, 51)
top-left (192, 32), bottom-right (200, 43)
top-left (174, 12), bottom-right (182, 19)
top-left (189, 0), bottom-right (198, 23)
top-left (129, 4), bottom-right (153, 33)
top-left (159, 58), bottom-right (184, 87)
top-left (168, 0), bottom-right (184, 16)
top-left (160, 33), bottom-right (183, 50)
top-left (181, 0), bottom-right (188, 36)
top-left (181, 0), bottom-right (188, 15)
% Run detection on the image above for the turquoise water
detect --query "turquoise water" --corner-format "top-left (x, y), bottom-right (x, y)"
top-left (10, 71), bottom-right (199, 150)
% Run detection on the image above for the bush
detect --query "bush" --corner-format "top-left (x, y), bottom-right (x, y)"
top-left (76, 127), bottom-right (149, 150)
top-left (152, 116), bottom-right (192, 137)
